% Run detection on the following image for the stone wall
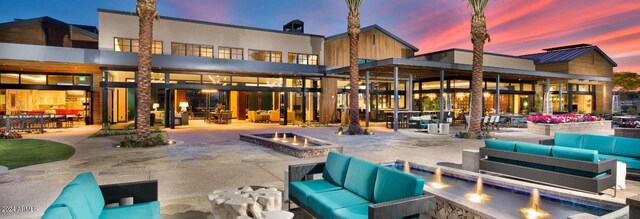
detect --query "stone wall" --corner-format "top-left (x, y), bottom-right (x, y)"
top-left (527, 121), bottom-right (612, 136)
top-left (421, 197), bottom-right (490, 219)
top-left (615, 128), bottom-right (640, 138)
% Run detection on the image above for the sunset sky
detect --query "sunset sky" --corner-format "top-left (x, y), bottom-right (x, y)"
top-left (2, 0), bottom-right (639, 72)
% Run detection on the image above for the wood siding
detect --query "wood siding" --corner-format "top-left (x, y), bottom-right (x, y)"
top-left (568, 50), bottom-right (613, 77)
top-left (324, 29), bottom-right (414, 67)
top-left (0, 22), bottom-right (71, 47)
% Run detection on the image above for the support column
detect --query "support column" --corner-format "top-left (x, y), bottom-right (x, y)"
top-left (496, 74), bottom-right (501, 116)
top-left (393, 66), bottom-right (399, 132)
top-left (365, 71), bottom-right (370, 128)
top-left (567, 83), bottom-right (573, 113)
top-left (545, 78), bottom-right (551, 115)
top-left (558, 83), bottom-right (563, 112)
top-left (169, 89), bottom-right (175, 129)
top-left (439, 70), bottom-right (445, 123)
top-left (283, 79), bottom-right (288, 125)
top-left (102, 87), bottom-right (108, 129)
top-left (301, 78), bottom-right (307, 123)
top-left (164, 89), bottom-right (170, 128)
top-left (408, 74), bottom-right (413, 112)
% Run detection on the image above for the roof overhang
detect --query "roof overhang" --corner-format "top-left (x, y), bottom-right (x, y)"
top-left (325, 58), bottom-right (612, 82)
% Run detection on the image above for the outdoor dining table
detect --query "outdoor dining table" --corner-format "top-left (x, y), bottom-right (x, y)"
top-left (383, 111), bottom-right (422, 129)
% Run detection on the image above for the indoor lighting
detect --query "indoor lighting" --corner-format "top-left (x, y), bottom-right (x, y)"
top-left (201, 89), bottom-right (218, 93)
top-left (179, 102), bottom-right (189, 112)
top-left (152, 103), bottom-right (159, 111)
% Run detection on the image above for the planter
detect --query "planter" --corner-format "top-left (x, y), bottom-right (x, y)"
top-left (615, 128), bottom-right (640, 138)
top-left (527, 121), bottom-right (612, 136)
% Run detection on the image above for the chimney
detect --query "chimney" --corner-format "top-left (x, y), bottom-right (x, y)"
top-left (283, 20), bottom-right (304, 34)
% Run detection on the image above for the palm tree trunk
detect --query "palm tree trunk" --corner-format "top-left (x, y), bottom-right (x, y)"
top-left (468, 13), bottom-right (488, 136)
top-left (347, 12), bottom-right (363, 135)
top-left (136, 0), bottom-right (157, 140)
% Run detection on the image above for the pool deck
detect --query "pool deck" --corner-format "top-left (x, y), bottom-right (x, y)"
top-left (0, 120), bottom-right (636, 218)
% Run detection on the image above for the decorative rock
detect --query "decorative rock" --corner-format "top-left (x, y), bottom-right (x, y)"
top-left (0, 165), bottom-right (8, 175)
top-left (262, 210), bottom-right (294, 219)
top-left (224, 196), bottom-right (255, 219)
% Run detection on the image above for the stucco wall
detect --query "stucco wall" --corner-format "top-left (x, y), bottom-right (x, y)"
top-left (98, 11), bottom-right (324, 65)
top-left (452, 50), bottom-right (536, 71)
top-left (412, 50), bottom-right (536, 71)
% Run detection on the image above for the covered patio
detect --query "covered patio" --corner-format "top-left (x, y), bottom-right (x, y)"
top-left (324, 58), bottom-right (612, 131)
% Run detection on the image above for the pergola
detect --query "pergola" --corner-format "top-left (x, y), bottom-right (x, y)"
top-left (324, 58), bottom-right (612, 131)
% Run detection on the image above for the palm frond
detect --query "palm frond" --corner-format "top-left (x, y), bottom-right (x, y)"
top-left (468, 0), bottom-right (488, 15)
top-left (346, 0), bottom-right (362, 14)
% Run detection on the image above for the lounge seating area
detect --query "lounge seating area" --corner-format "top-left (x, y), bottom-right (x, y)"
top-left (42, 172), bottom-right (160, 219)
top-left (288, 152), bottom-right (434, 219)
top-left (540, 133), bottom-right (640, 173)
top-left (480, 138), bottom-right (617, 193)
top-left (248, 110), bottom-right (280, 123)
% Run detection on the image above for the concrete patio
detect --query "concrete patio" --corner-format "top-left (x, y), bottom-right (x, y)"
top-left (0, 120), bottom-right (636, 218)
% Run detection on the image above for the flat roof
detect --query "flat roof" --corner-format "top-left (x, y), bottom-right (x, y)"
top-left (98, 9), bottom-right (325, 38)
top-left (414, 48), bottom-right (528, 60)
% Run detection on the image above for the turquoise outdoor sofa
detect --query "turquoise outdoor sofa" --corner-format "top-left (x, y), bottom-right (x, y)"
top-left (540, 132), bottom-right (640, 172)
top-left (288, 152), bottom-right (435, 219)
top-left (480, 139), bottom-right (617, 194)
top-left (41, 172), bottom-right (160, 219)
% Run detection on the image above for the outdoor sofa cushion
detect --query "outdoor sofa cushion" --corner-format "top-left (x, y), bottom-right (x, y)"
top-left (41, 206), bottom-right (73, 219)
top-left (612, 137), bottom-right (640, 158)
top-left (485, 139), bottom-right (517, 164)
top-left (343, 157), bottom-right (379, 201)
top-left (515, 142), bottom-right (553, 170)
top-left (307, 189), bottom-right (370, 219)
top-left (485, 139), bottom-right (515, 151)
top-left (599, 154), bottom-right (640, 169)
top-left (47, 184), bottom-right (97, 219)
top-left (323, 152), bottom-right (352, 187)
top-left (551, 146), bottom-right (599, 162)
top-left (66, 172), bottom-right (105, 216)
top-left (289, 179), bottom-right (342, 206)
top-left (98, 201), bottom-right (160, 219)
top-left (582, 134), bottom-right (616, 154)
top-left (372, 166), bottom-right (424, 203)
top-left (553, 132), bottom-right (584, 148)
top-left (332, 204), bottom-right (369, 219)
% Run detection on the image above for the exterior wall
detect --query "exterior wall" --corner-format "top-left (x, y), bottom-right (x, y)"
top-left (98, 11), bottom-right (324, 65)
top-left (568, 50), bottom-right (614, 77)
top-left (533, 51), bottom-right (614, 113)
top-left (70, 29), bottom-right (98, 49)
top-left (0, 22), bottom-right (71, 47)
top-left (412, 50), bottom-right (536, 71)
top-left (324, 29), bottom-right (414, 67)
top-left (534, 62), bottom-right (570, 73)
top-left (92, 73), bottom-right (103, 124)
top-left (452, 50), bottom-right (536, 71)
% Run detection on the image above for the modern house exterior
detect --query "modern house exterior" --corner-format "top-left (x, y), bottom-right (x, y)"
top-left (0, 9), bottom-right (616, 130)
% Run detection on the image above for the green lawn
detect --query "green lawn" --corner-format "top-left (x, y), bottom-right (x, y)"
top-left (0, 139), bottom-right (75, 169)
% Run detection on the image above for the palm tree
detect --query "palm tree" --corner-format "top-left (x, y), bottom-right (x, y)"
top-left (467, 0), bottom-right (490, 136)
top-left (346, 0), bottom-right (363, 134)
top-left (135, 0), bottom-right (159, 140)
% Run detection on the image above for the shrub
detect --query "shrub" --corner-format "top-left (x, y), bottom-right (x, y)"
top-left (92, 127), bottom-right (162, 138)
top-left (118, 134), bottom-right (167, 148)
top-left (527, 113), bottom-right (602, 124)
top-left (364, 128), bottom-right (373, 135)
top-left (0, 130), bottom-right (22, 139)
top-left (628, 107), bottom-right (638, 116)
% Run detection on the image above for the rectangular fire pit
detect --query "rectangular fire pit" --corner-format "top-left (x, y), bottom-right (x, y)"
top-left (239, 133), bottom-right (343, 158)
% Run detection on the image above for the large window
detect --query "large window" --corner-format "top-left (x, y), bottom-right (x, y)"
top-left (249, 49), bottom-right (282, 62)
top-left (0, 73), bottom-right (91, 86)
top-left (288, 53), bottom-right (318, 65)
top-left (219, 47), bottom-right (243, 60)
top-left (171, 42), bottom-right (213, 58)
top-left (114, 37), bottom-right (162, 54)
